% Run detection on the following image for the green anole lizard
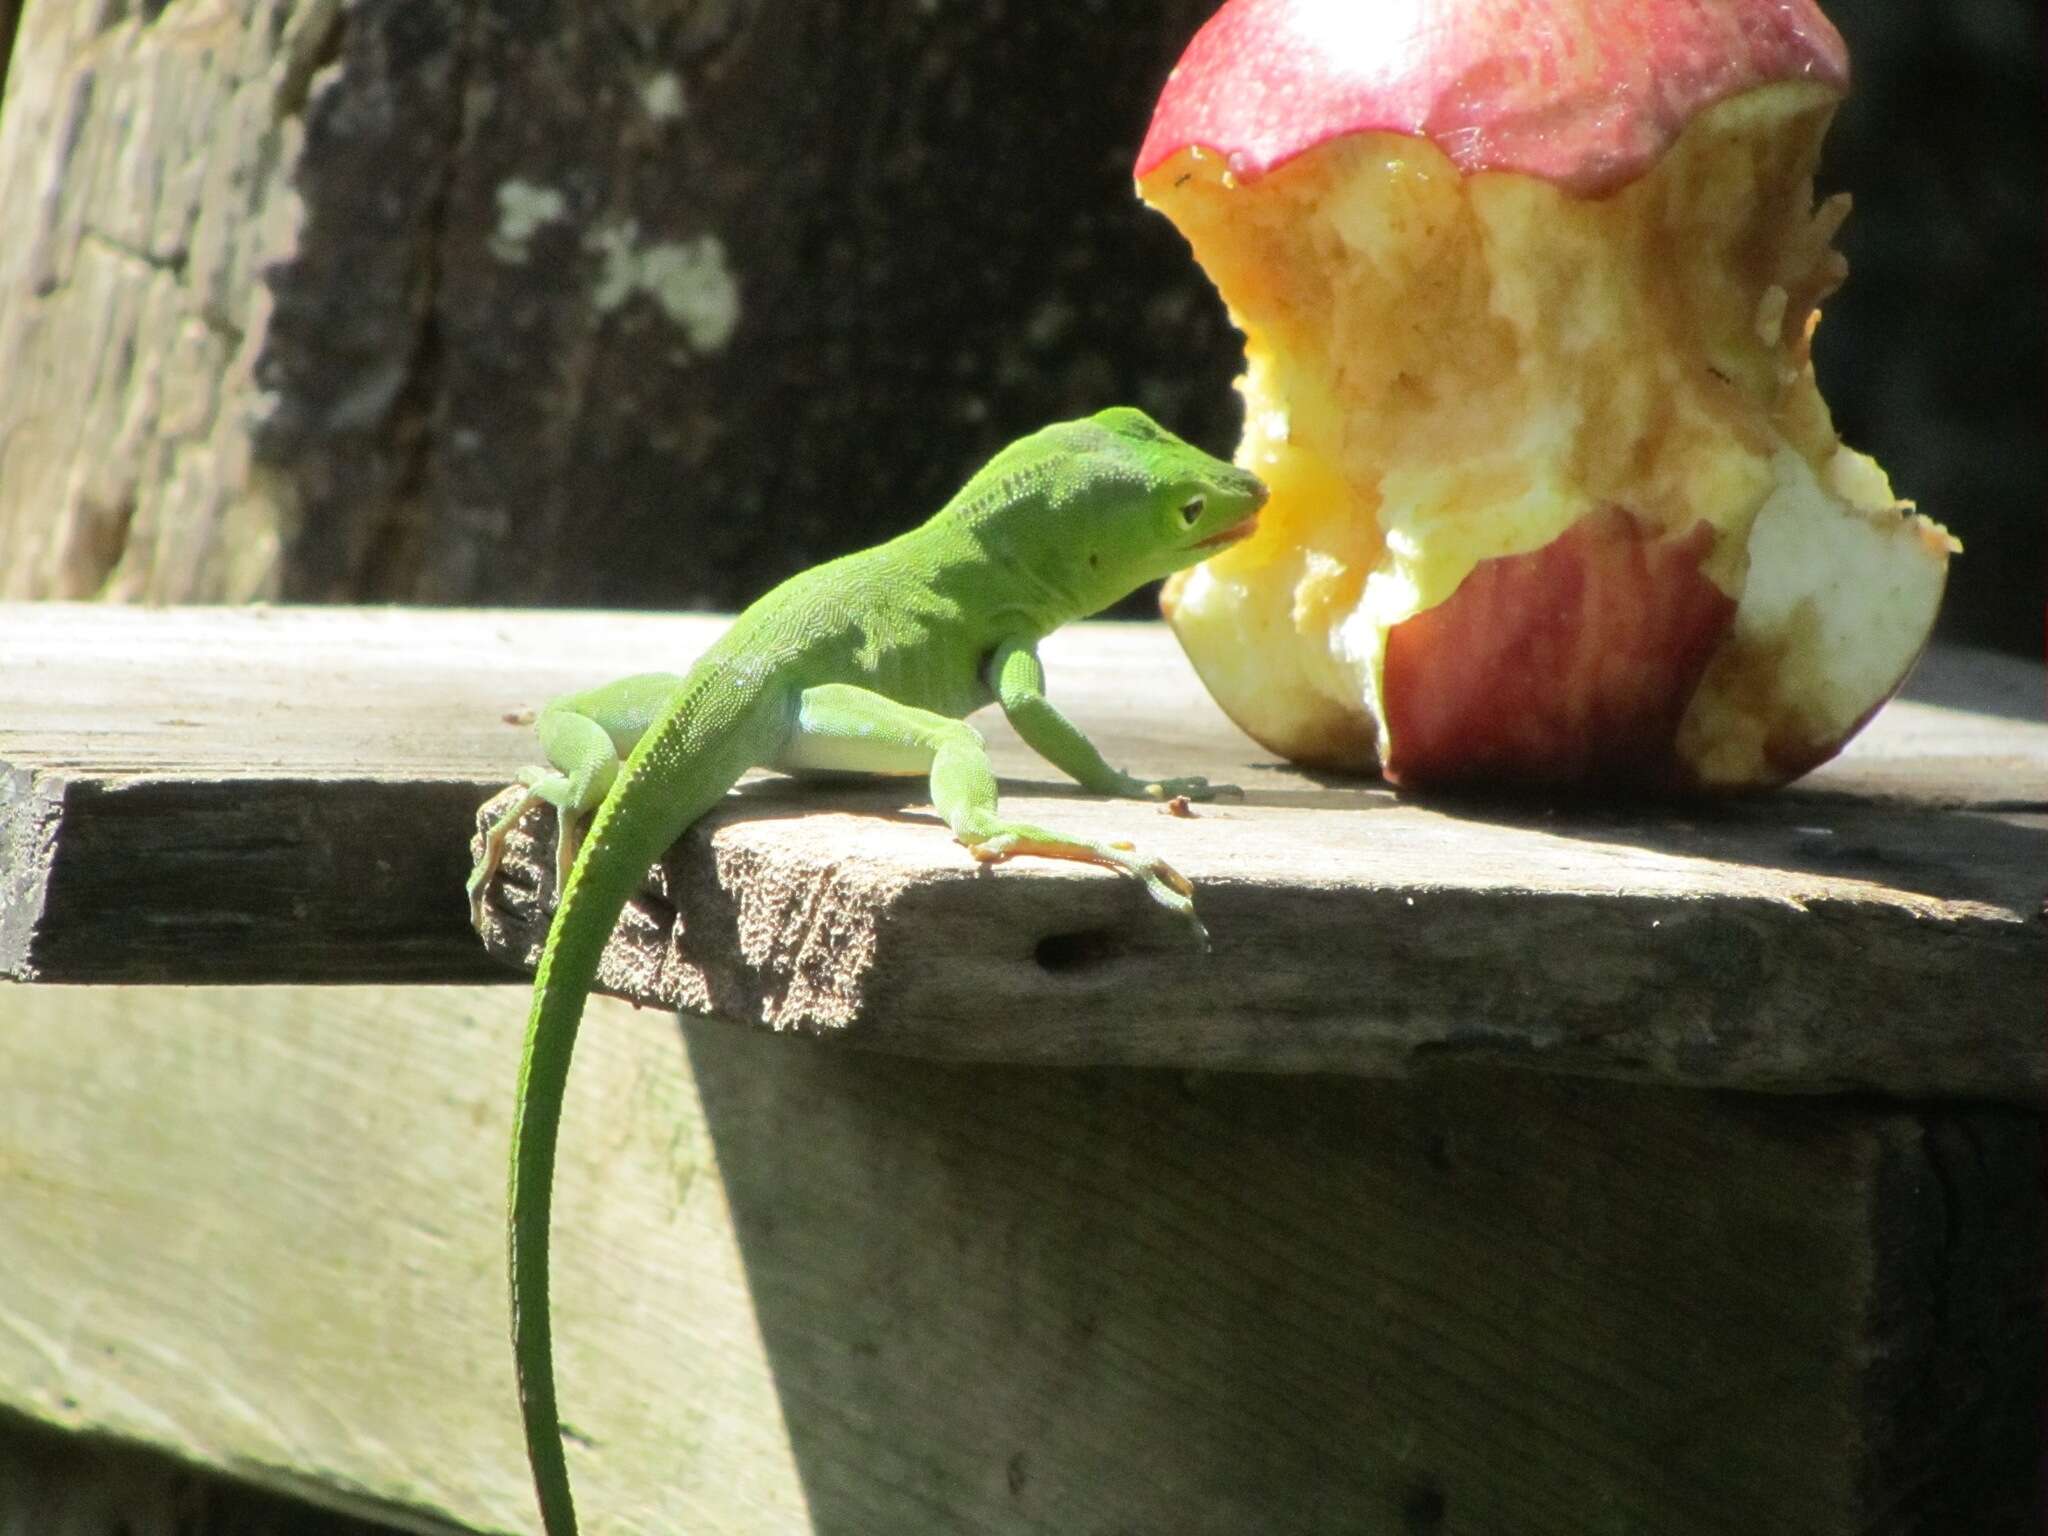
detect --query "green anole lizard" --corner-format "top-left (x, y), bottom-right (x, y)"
top-left (468, 407), bottom-right (1267, 1535)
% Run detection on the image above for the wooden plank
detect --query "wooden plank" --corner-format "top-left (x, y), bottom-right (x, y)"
top-left (0, 984), bottom-right (2035, 1535)
top-left (2, 603), bottom-right (2042, 1098)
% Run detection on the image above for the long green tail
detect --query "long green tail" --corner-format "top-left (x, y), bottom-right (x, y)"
top-left (508, 803), bottom-right (655, 1536)
top-left (509, 681), bottom-right (772, 1536)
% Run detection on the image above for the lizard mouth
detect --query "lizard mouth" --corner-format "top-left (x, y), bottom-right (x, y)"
top-left (1195, 513), bottom-right (1260, 550)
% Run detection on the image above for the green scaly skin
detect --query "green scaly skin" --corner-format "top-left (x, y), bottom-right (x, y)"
top-left (467, 407), bottom-right (1267, 1535)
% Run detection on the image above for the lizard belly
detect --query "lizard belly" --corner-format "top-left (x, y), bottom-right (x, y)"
top-left (776, 725), bottom-right (934, 777)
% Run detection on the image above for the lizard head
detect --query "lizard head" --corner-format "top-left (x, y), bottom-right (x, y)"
top-left (1088, 405), bottom-right (1270, 566)
top-left (960, 407), bottom-right (1269, 620)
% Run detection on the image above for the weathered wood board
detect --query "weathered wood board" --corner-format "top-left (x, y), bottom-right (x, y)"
top-left (0, 983), bottom-right (2035, 1536)
top-left (2, 604), bottom-right (2042, 1101)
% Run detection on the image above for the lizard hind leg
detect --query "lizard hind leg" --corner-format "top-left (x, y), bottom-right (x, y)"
top-left (467, 678), bottom-right (681, 929)
top-left (469, 777), bottom-right (547, 930)
top-left (779, 683), bottom-right (1208, 946)
top-left (468, 750), bottom-right (619, 930)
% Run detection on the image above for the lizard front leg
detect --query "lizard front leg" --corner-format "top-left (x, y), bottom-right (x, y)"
top-left (988, 640), bottom-right (1237, 802)
top-left (779, 682), bottom-right (1208, 944)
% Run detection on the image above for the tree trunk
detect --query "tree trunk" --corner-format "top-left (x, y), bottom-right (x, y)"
top-left (0, 0), bottom-right (1236, 606)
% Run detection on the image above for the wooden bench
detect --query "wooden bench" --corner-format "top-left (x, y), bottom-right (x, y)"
top-left (2, 603), bottom-right (2040, 1534)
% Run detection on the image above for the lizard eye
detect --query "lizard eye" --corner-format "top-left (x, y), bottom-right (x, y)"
top-left (1178, 495), bottom-right (1206, 526)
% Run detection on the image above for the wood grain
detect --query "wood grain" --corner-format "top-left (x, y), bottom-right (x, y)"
top-left (0, 983), bottom-right (2034, 1535)
top-left (2, 603), bottom-right (2041, 1099)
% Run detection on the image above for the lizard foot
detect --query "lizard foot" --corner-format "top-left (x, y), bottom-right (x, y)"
top-left (469, 785), bottom-right (547, 931)
top-left (468, 780), bottom-right (584, 931)
top-left (964, 828), bottom-right (1207, 948)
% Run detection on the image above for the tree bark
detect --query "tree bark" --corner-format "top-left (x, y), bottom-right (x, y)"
top-left (0, 0), bottom-right (1237, 606)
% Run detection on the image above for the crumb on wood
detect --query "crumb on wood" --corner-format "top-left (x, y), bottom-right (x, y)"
top-left (1162, 794), bottom-right (1194, 818)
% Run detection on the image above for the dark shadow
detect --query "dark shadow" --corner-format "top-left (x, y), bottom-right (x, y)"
top-left (0, 1406), bottom-right (408, 1536)
top-left (685, 1034), bottom-right (1420, 1533)
top-left (683, 1035), bottom-right (2045, 1534)
top-left (0, 1), bottom-right (18, 115)
top-left (685, 1033), bottom-right (1423, 1533)
top-left (725, 770), bottom-right (1404, 821)
top-left (720, 773), bottom-right (930, 823)
top-left (1395, 775), bottom-right (2042, 909)
top-left (1379, 642), bottom-right (2048, 912)
top-left (1899, 646), bottom-right (2043, 725)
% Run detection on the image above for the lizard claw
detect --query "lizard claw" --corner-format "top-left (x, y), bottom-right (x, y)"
top-left (1140, 870), bottom-right (1209, 949)
top-left (1138, 853), bottom-right (1196, 902)
top-left (1136, 775), bottom-right (1237, 803)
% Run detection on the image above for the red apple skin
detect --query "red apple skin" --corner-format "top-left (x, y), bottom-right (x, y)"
top-left (1136, 0), bottom-right (1848, 196)
top-left (1140, 0), bottom-right (1944, 794)
top-left (1379, 507), bottom-right (1738, 788)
